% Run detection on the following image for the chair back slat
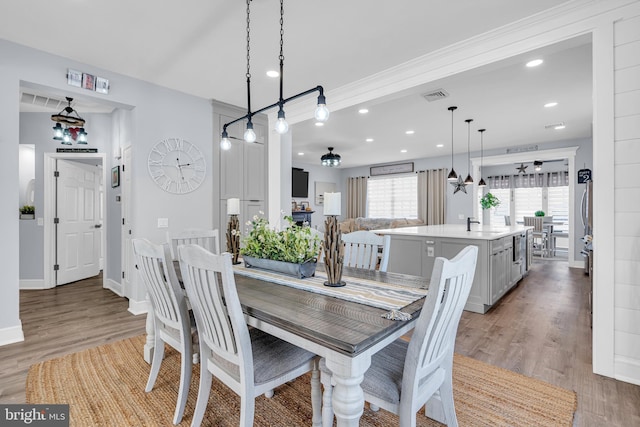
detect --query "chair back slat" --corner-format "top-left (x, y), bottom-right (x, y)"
top-left (132, 239), bottom-right (184, 329)
top-left (403, 246), bottom-right (478, 390)
top-left (524, 216), bottom-right (544, 232)
top-left (341, 230), bottom-right (391, 272)
top-left (178, 245), bottom-right (251, 373)
top-left (168, 229), bottom-right (220, 260)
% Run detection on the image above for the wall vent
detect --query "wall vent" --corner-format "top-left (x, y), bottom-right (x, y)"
top-left (506, 145), bottom-right (539, 154)
top-left (422, 89), bottom-right (449, 102)
top-left (21, 92), bottom-right (65, 110)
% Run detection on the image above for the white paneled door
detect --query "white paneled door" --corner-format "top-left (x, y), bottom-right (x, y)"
top-left (56, 159), bottom-right (101, 285)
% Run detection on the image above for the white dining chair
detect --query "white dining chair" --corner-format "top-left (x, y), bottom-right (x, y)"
top-left (320, 245), bottom-right (478, 427)
top-left (341, 230), bottom-right (391, 272)
top-left (132, 238), bottom-right (196, 425)
top-left (167, 228), bottom-right (220, 260)
top-left (177, 245), bottom-right (322, 427)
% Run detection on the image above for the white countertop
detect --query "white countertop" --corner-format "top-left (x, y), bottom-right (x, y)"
top-left (375, 224), bottom-right (531, 240)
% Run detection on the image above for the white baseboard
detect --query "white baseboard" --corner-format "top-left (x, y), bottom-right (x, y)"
top-left (19, 279), bottom-right (48, 290)
top-left (128, 298), bottom-right (149, 316)
top-left (104, 278), bottom-right (124, 296)
top-left (0, 323), bottom-right (24, 346)
top-left (615, 356), bottom-right (640, 386)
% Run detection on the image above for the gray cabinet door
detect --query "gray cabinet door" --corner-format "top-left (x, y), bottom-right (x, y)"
top-left (243, 140), bottom-right (265, 201)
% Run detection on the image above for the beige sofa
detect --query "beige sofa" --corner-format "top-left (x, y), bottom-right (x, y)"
top-left (339, 217), bottom-right (424, 234)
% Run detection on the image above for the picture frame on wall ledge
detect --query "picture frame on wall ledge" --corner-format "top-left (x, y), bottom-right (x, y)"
top-left (67, 69), bottom-right (82, 87)
top-left (82, 73), bottom-right (96, 90)
top-left (299, 201), bottom-right (309, 211)
top-left (291, 201), bottom-right (298, 211)
top-left (111, 166), bottom-right (120, 188)
top-left (95, 77), bottom-right (110, 94)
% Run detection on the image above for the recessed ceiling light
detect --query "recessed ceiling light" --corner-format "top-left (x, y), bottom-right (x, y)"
top-left (554, 124), bottom-right (566, 130)
top-left (436, 144), bottom-right (444, 148)
top-left (365, 138), bottom-right (374, 142)
top-left (544, 102), bottom-right (558, 108)
top-left (297, 152), bottom-right (304, 156)
top-left (315, 122), bottom-right (324, 127)
top-left (358, 108), bottom-right (369, 114)
top-left (400, 149), bottom-right (407, 153)
top-left (266, 70), bottom-right (279, 78)
top-left (526, 59), bottom-right (543, 67)
top-left (405, 130), bottom-right (415, 135)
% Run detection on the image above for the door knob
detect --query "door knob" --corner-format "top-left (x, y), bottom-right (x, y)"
top-left (94, 224), bottom-right (103, 228)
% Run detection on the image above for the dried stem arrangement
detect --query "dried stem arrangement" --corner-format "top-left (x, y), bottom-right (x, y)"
top-left (323, 215), bottom-right (345, 287)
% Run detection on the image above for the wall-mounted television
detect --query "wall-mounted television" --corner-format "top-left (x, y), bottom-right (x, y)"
top-left (292, 168), bottom-right (309, 198)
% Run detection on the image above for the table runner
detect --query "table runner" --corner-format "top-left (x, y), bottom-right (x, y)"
top-left (233, 264), bottom-right (427, 311)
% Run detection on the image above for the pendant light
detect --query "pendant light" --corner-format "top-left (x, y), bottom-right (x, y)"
top-left (464, 118), bottom-right (474, 184)
top-left (447, 106), bottom-right (458, 181)
top-left (51, 97), bottom-right (88, 145)
top-left (321, 147), bottom-right (341, 167)
top-left (220, 0), bottom-right (328, 150)
top-left (477, 129), bottom-right (487, 187)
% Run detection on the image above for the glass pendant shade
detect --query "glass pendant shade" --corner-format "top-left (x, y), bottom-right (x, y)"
top-left (478, 178), bottom-right (487, 187)
top-left (464, 174), bottom-right (474, 184)
top-left (52, 123), bottom-right (63, 140)
top-left (77, 128), bottom-right (88, 144)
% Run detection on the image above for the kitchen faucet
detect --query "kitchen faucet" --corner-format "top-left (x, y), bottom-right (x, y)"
top-left (467, 217), bottom-right (480, 231)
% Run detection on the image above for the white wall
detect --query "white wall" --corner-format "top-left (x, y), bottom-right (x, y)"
top-left (0, 39), bottom-right (215, 344)
top-left (612, 12), bottom-right (640, 384)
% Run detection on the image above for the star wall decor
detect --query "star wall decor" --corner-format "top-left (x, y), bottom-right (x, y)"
top-left (516, 163), bottom-right (528, 174)
top-left (450, 175), bottom-right (467, 194)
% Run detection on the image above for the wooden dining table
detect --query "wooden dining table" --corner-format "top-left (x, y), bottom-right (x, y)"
top-left (145, 262), bottom-right (428, 427)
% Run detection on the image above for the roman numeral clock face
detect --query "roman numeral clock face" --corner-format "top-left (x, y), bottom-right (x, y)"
top-left (147, 138), bottom-right (206, 194)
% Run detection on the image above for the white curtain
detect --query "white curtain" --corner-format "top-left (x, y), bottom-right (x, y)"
top-left (346, 176), bottom-right (368, 218)
top-left (417, 169), bottom-right (446, 225)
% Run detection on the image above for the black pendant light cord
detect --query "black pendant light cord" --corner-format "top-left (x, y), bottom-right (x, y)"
top-left (220, 0), bottom-right (327, 143)
top-left (245, 0), bottom-right (252, 121)
top-left (447, 106), bottom-right (458, 180)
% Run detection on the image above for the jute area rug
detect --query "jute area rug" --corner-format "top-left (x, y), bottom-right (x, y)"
top-left (27, 336), bottom-right (577, 426)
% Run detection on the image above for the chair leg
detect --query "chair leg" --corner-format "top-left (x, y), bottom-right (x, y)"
top-left (320, 372), bottom-right (334, 427)
top-left (145, 333), bottom-right (164, 392)
top-left (310, 358), bottom-right (322, 427)
top-left (439, 376), bottom-right (459, 427)
top-left (172, 344), bottom-right (192, 425)
top-left (239, 393), bottom-right (255, 427)
top-left (370, 403), bottom-right (380, 412)
top-left (191, 361), bottom-right (212, 427)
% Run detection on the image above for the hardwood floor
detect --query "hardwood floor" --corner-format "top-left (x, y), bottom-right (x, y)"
top-left (1, 263), bottom-right (638, 426)
top-left (0, 274), bottom-right (146, 403)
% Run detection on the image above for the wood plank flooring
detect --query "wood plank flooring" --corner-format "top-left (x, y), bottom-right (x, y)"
top-left (1, 263), bottom-right (639, 426)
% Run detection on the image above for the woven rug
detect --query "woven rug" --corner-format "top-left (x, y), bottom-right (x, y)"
top-left (27, 336), bottom-right (577, 426)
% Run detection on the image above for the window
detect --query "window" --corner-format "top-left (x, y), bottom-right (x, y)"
top-left (547, 186), bottom-right (570, 230)
top-left (366, 174), bottom-right (417, 218)
top-left (514, 187), bottom-right (543, 223)
top-left (487, 188), bottom-right (511, 226)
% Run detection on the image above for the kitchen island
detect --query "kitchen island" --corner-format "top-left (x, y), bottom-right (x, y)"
top-left (376, 224), bottom-right (532, 314)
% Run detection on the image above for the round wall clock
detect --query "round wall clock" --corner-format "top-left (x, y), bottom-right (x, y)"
top-left (147, 138), bottom-right (206, 194)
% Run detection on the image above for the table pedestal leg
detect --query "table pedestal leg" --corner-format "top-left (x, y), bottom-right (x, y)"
top-left (325, 357), bottom-right (369, 427)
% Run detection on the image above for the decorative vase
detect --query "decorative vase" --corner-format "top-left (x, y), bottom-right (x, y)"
top-left (242, 255), bottom-right (317, 279)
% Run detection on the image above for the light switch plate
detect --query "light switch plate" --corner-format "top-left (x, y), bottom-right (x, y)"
top-left (458, 214), bottom-right (465, 220)
top-left (427, 246), bottom-right (435, 257)
top-left (157, 218), bottom-right (169, 228)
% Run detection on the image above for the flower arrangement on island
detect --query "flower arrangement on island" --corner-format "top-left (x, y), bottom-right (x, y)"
top-left (241, 212), bottom-right (320, 264)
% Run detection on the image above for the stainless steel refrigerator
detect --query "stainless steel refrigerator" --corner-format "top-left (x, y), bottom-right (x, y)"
top-left (580, 179), bottom-right (593, 275)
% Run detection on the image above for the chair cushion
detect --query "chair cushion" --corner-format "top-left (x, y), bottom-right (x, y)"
top-left (209, 328), bottom-right (315, 386)
top-left (321, 339), bottom-right (408, 404)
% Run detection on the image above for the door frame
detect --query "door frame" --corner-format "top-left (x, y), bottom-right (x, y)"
top-left (43, 152), bottom-right (107, 288)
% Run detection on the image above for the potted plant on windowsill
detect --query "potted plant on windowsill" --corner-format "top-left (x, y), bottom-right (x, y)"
top-left (480, 193), bottom-right (500, 210)
top-left (240, 213), bottom-right (321, 279)
top-left (20, 205), bottom-right (35, 220)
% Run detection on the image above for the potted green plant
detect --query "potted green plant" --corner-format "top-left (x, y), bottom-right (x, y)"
top-left (480, 192), bottom-right (500, 210)
top-left (534, 210), bottom-right (545, 217)
top-left (241, 213), bottom-right (321, 278)
top-left (20, 205), bottom-right (35, 219)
